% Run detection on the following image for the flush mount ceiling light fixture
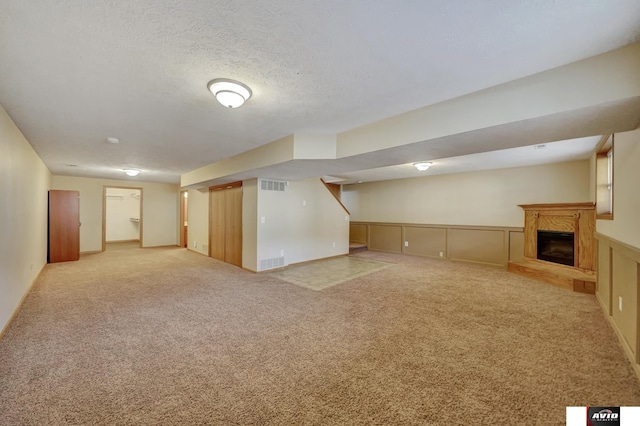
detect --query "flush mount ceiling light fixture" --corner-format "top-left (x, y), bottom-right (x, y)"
top-left (207, 78), bottom-right (252, 108)
top-left (413, 162), bottom-right (433, 171)
top-left (123, 169), bottom-right (140, 177)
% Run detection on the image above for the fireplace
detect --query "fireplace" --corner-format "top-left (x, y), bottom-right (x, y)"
top-left (510, 203), bottom-right (595, 293)
top-left (537, 231), bottom-right (574, 267)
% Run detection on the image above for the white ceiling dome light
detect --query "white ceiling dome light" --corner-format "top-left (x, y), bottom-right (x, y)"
top-left (413, 162), bottom-right (433, 171)
top-left (124, 169), bottom-right (141, 177)
top-left (207, 78), bottom-right (252, 108)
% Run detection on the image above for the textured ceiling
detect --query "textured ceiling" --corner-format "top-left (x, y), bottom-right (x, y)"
top-left (1, 1), bottom-right (640, 183)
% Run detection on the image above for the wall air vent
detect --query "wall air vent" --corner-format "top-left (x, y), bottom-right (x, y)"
top-left (260, 256), bottom-right (285, 270)
top-left (260, 179), bottom-right (286, 192)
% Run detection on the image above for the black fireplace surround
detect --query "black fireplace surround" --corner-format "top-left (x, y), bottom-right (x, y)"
top-left (537, 230), bottom-right (574, 267)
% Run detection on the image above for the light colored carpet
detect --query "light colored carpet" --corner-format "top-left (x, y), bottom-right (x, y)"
top-left (1, 246), bottom-right (639, 425)
top-left (268, 256), bottom-right (393, 291)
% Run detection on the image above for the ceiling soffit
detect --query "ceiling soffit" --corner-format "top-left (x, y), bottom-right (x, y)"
top-left (182, 43), bottom-right (640, 188)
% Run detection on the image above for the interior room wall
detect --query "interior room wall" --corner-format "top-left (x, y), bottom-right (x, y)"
top-left (255, 177), bottom-right (349, 271)
top-left (596, 129), bottom-right (640, 248)
top-left (589, 153), bottom-right (597, 203)
top-left (105, 188), bottom-right (141, 242)
top-left (342, 160), bottom-right (591, 227)
top-left (0, 103), bottom-right (51, 335)
top-left (185, 188), bottom-right (210, 256)
top-left (51, 176), bottom-right (179, 252)
top-left (242, 179), bottom-right (258, 272)
top-left (594, 128), bottom-right (640, 377)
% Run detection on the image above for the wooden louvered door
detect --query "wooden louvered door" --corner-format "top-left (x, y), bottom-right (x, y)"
top-left (209, 182), bottom-right (242, 267)
top-left (209, 189), bottom-right (225, 262)
top-left (223, 186), bottom-right (243, 267)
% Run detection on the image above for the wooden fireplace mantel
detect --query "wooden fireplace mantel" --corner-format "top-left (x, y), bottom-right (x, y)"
top-left (519, 202), bottom-right (595, 271)
top-left (508, 202), bottom-right (596, 293)
top-left (518, 202), bottom-right (595, 211)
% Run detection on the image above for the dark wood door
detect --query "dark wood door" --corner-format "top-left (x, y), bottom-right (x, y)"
top-left (49, 190), bottom-right (80, 263)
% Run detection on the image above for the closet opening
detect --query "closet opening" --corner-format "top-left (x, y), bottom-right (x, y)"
top-left (102, 186), bottom-right (143, 251)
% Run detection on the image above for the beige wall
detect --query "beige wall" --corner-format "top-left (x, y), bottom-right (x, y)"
top-left (255, 177), bottom-right (349, 271)
top-left (343, 160), bottom-right (590, 227)
top-left (589, 153), bottom-right (596, 203)
top-left (185, 188), bottom-right (210, 256)
top-left (597, 129), bottom-right (640, 248)
top-left (182, 135), bottom-right (294, 188)
top-left (242, 179), bottom-right (258, 271)
top-left (51, 176), bottom-right (179, 252)
top-left (594, 128), bottom-right (640, 378)
top-left (0, 104), bottom-right (51, 334)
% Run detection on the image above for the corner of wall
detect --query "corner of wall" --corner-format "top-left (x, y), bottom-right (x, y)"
top-left (588, 152), bottom-right (596, 203)
top-left (255, 177), bottom-right (349, 271)
top-left (185, 187), bottom-right (210, 256)
top-left (242, 179), bottom-right (258, 272)
top-left (594, 128), bottom-right (640, 382)
top-left (0, 103), bottom-right (51, 335)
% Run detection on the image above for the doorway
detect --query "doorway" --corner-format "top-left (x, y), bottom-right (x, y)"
top-left (180, 190), bottom-right (188, 248)
top-left (209, 182), bottom-right (242, 267)
top-left (102, 186), bottom-right (142, 251)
